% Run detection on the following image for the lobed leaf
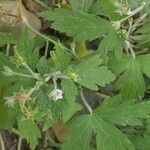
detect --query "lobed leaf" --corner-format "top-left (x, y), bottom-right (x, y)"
top-left (39, 9), bottom-right (112, 41)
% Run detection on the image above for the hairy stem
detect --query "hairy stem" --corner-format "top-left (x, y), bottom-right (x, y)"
top-left (22, 63), bottom-right (39, 80)
top-left (13, 72), bottom-right (34, 79)
top-left (80, 88), bottom-right (93, 114)
top-left (22, 17), bottom-right (71, 53)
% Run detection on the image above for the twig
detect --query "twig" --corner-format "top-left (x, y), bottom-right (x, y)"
top-left (80, 88), bottom-right (93, 114)
top-left (0, 133), bottom-right (5, 150)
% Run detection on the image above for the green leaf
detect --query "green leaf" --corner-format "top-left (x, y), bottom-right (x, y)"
top-left (61, 101), bottom-right (82, 122)
top-left (61, 79), bottom-right (78, 103)
top-left (115, 58), bottom-right (145, 100)
top-left (90, 0), bottom-right (124, 21)
top-left (63, 111), bottom-right (135, 150)
top-left (98, 31), bottom-right (124, 63)
top-left (108, 54), bottom-right (131, 75)
top-left (93, 118), bottom-right (135, 150)
top-left (137, 54), bottom-right (150, 77)
top-left (37, 57), bottom-right (48, 76)
top-left (16, 26), bottom-right (39, 70)
top-left (120, 0), bottom-right (150, 10)
top-left (0, 52), bottom-right (18, 85)
top-left (75, 55), bottom-right (116, 90)
top-left (109, 55), bottom-right (145, 100)
top-left (61, 79), bottom-right (81, 122)
top-left (0, 32), bottom-right (15, 47)
top-left (39, 9), bottom-right (112, 40)
top-left (4, 81), bottom-right (23, 97)
top-left (68, 0), bottom-right (94, 12)
top-left (34, 88), bottom-right (51, 112)
top-left (0, 104), bottom-right (16, 129)
top-left (136, 133), bottom-right (150, 150)
top-left (53, 45), bottom-right (71, 72)
top-left (18, 119), bottom-right (41, 150)
top-left (136, 20), bottom-right (150, 33)
top-left (94, 95), bottom-right (150, 126)
top-left (62, 115), bottom-right (93, 150)
top-left (134, 19), bottom-right (150, 48)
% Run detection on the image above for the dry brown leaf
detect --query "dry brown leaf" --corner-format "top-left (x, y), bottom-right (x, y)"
top-left (53, 119), bottom-right (69, 143)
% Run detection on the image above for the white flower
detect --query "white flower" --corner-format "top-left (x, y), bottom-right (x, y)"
top-left (50, 89), bottom-right (63, 101)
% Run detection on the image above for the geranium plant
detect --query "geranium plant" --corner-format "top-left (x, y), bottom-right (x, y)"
top-left (0, 0), bottom-right (150, 150)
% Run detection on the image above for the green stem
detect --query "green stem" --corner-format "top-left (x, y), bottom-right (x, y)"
top-left (116, 1), bottom-right (150, 24)
top-left (6, 44), bottom-right (10, 57)
top-left (96, 92), bottom-right (111, 99)
top-left (44, 40), bottom-right (49, 58)
top-left (13, 72), bottom-right (34, 79)
top-left (48, 142), bottom-right (62, 148)
top-left (12, 128), bottom-right (20, 135)
top-left (22, 63), bottom-right (40, 80)
top-left (53, 77), bottom-right (57, 90)
top-left (80, 88), bottom-right (93, 114)
top-left (23, 17), bottom-right (70, 52)
top-left (135, 48), bottom-right (148, 55)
